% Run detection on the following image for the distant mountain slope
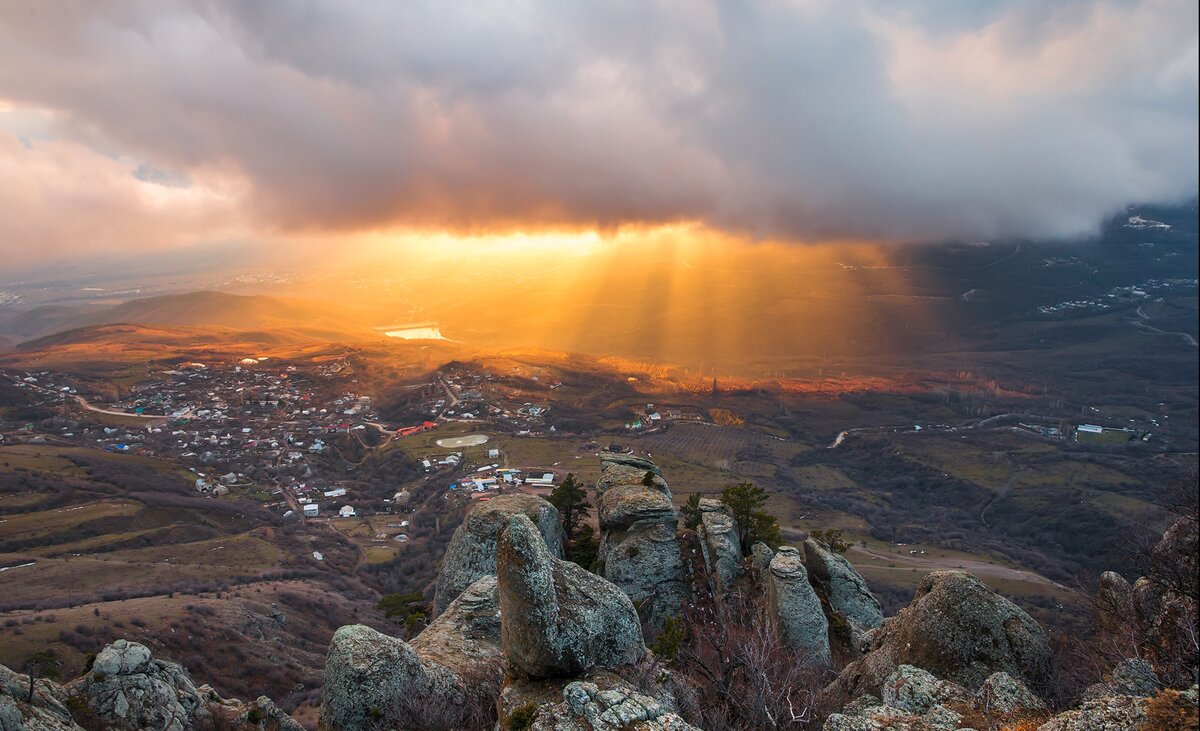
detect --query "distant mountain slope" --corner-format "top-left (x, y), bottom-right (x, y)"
top-left (0, 291), bottom-right (370, 345)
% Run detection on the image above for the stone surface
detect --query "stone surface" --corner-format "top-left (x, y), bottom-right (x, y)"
top-left (975, 671), bottom-right (1046, 714)
top-left (596, 456), bottom-right (669, 499)
top-left (1035, 694), bottom-right (1148, 731)
top-left (767, 546), bottom-right (831, 665)
top-left (803, 538), bottom-right (883, 644)
top-left (0, 662), bottom-right (82, 731)
top-left (498, 514), bottom-right (645, 679)
top-left (320, 576), bottom-right (503, 731)
top-left (497, 670), bottom-right (699, 731)
top-left (433, 493), bottom-right (564, 616)
top-left (597, 485), bottom-right (677, 532)
top-left (1081, 657), bottom-right (1160, 702)
top-left (601, 518), bottom-right (691, 633)
top-left (879, 665), bottom-right (969, 715)
top-left (697, 499), bottom-right (743, 591)
top-left (828, 571), bottom-right (1051, 700)
top-left (67, 640), bottom-right (208, 731)
top-left (751, 541), bottom-right (774, 573)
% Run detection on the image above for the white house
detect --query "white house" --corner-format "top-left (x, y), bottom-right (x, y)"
top-left (303, 504), bottom-right (319, 517)
top-left (339, 505), bottom-right (357, 518)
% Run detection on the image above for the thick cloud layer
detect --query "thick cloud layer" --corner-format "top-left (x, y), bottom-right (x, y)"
top-left (0, 0), bottom-right (1196, 264)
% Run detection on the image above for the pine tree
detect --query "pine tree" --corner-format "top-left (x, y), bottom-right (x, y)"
top-left (547, 472), bottom-right (591, 540)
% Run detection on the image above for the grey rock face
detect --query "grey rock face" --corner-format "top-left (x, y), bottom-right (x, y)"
top-left (879, 665), bottom-right (969, 715)
top-left (68, 640), bottom-right (207, 731)
top-left (497, 670), bottom-right (699, 731)
top-left (698, 499), bottom-right (743, 591)
top-left (598, 485), bottom-right (677, 532)
top-left (974, 671), bottom-right (1046, 714)
top-left (751, 541), bottom-right (774, 573)
top-left (320, 576), bottom-right (504, 731)
top-left (1035, 693), bottom-right (1150, 731)
top-left (498, 514), bottom-right (645, 679)
top-left (595, 456), bottom-right (668, 499)
top-left (433, 493), bottom-right (564, 616)
top-left (1081, 658), bottom-right (1160, 702)
top-left (767, 546), bottom-right (831, 665)
top-left (828, 571), bottom-right (1051, 700)
top-left (601, 518), bottom-right (691, 633)
top-left (802, 538), bottom-right (883, 644)
top-left (0, 663), bottom-right (82, 731)
top-left (240, 696), bottom-right (306, 731)
top-left (594, 456), bottom-right (695, 632)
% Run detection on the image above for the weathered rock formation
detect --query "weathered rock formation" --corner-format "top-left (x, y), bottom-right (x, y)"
top-left (697, 498), bottom-right (743, 592)
top-left (0, 640), bottom-right (304, 731)
top-left (828, 571), bottom-right (1052, 700)
top-left (824, 665), bottom-right (1047, 731)
top-left (497, 671), bottom-right (700, 731)
top-left (767, 546), bottom-right (832, 665)
top-left (433, 493), bottom-right (564, 617)
top-left (802, 538), bottom-right (883, 648)
top-left (321, 575), bottom-right (504, 731)
top-left (594, 456), bottom-right (692, 632)
top-left (498, 513), bottom-right (646, 679)
top-left (68, 639), bottom-right (209, 731)
top-left (1, 660), bottom-right (82, 731)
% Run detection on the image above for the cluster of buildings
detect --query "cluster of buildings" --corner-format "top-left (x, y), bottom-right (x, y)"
top-left (1037, 278), bottom-right (1197, 317)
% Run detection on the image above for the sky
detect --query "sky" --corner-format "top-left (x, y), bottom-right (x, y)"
top-left (0, 0), bottom-right (1197, 270)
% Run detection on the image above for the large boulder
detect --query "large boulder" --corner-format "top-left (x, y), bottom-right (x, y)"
top-left (0, 662), bottom-right (83, 731)
top-left (767, 547), bottom-right (831, 666)
top-left (803, 538), bottom-right (883, 645)
top-left (828, 571), bottom-right (1051, 701)
top-left (698, 499), bottom-right (743, 591)
top-left (595, 456), bottom-right (667, 499)
top-left (598, 486), bottom-right (677, 532)
top-left (601, 519), bottom-right (692, 633)
top-left (66, 640), bottom-right (209, 731)
top-left (498, 514), bottom-right (646, 679)
top-left (321, 576), bottom-right (504, 731)
top-left (433, 493), bottom-right (564, 616)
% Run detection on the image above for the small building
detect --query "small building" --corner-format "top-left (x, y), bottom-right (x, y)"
top-left (324, 487), bottom-right (347, 498)
top-left (339, 505), bottom-right (357, 518)
top-left (1078, 424), bottom-right (1104, 434)
top-left (303, 504), bottom-right (319, 517)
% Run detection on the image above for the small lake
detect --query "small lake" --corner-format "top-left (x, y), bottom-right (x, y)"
top-left (383, 326), bottom-right (448, 340)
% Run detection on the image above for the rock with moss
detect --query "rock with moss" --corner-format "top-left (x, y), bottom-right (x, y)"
top-left (497, 670), bottom-right (699, 731)
top-left (66, 640), bottom-right (209, 731)
top-left (880, 665), bottom-right (970, 715)
top-left (803, 538), bottom-right (883, 645)
top-left (433, 494), bottom-right (565, 617)
top-left (498, 514), bottom-right (645, 679)
top-left (601, 518), bottom-right (692, 633)
top-left (0, 661), bottom-right (83, 731)
top-left (320, 576), bottom-right (504, 731)
top-left (828, 571), bottom-right (1051, 701)
top-left (697, 499), bottom-right (743, 591)
top-left (974, 671), bottom-right (1046, 714)
top-left (767, 546), bottom-right (831, 665)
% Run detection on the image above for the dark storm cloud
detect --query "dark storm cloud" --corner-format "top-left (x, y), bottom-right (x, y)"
top-left (0, 0), bottom-right (1195, 257)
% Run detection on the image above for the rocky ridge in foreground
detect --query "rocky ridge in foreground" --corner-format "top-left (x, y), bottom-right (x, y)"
top-left (3, 457), bottom-right (1196, 730)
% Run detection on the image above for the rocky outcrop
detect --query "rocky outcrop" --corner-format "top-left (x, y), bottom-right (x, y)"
top-left (498, 514), bottom-right (646, 679)
top-left (68, 639), bottom-right (209, 731)
top-left (595, 456), bottom-right (666, 498)
top-left (828, 571), bottom-right (1051, 700)
top-left (594, 457), bottom-right (695, 632)
top-left (697, 499), bottom-right (743, 591)
top-left (767, 546), bottom-right (831, 665)
top-left (0, 661), bottom-right (82, 731)
top-left (321, 576), bottom-right (504, 731)
top-left (601, 519), bottom-right (692, 634)
top-left (803, 538), bottom-right (883, 646)
top-left (751, 541), bottom-right (774, 573)
top-left (433, 493), bottom-right (564, 616)
top-left (824, 665), bottom-right (1047, 731)
top-left (975, 671), bottom-right (1046, 714)
top-left (497, 670), bottom-right (700, 731)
